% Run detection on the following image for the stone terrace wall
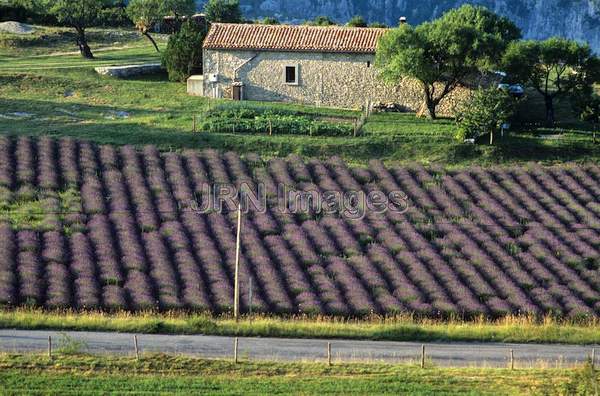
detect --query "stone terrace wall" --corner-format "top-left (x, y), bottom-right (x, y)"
top-left (202, 49), bottom-right (466, 115)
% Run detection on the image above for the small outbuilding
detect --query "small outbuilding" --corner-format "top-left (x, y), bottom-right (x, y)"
top-left (190, 23), bottom-right (460, 111)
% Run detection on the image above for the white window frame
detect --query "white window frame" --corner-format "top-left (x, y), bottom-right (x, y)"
top-left (284, 64), bottom-right (299, 85)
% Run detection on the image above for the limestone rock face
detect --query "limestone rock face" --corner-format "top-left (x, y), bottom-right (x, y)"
top-left (196, 0), bottom-right (600, 52)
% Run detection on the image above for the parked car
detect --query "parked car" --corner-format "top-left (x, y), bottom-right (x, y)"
top-left (498, 83), bottom-right (525, 98)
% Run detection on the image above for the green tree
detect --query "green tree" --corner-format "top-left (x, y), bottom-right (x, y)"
top-left (368, 22), bottom-right (387, 28)
top-left (260, 17), bottom-right (280, 25)
top-left (97, 1), bottom-right (131, 28)
top-left (0, 0), bottom-right (54, 24)
top-left (503, 37), bottom-right (600, 126)
top-left (579, 96), bottom-right (600, 126)
top-left (161, 0), bottom-right (196, 19)
top-left (376, 5), bottom-right (520, 119)
top-left (162, 19), bottom-right (207, 82)
top-left (347, 15), bottom-right (367, 27)
top-left (126, 0), bottom-right (163, 52)
top-left (127, 0), bottom-right (196, 52)
top-left (5, 0), bottom-right (44, 16)
top-left (455, 88), bottom-right (516, 144)
top-left (307, 16), bottom-right (337, 26)
top-left (203, 0), bottom-right (242, 23)
top-left (45, 0), bottom-right (113, 59)
top-left (572, 89), bottom-right (600, 143)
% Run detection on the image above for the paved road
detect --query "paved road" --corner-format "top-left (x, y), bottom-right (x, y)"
top-left (0, 329), bottom-right (597, 368)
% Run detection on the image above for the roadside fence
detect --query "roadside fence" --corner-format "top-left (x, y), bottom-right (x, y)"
top-left (37, 333), bottom-right (598, 370)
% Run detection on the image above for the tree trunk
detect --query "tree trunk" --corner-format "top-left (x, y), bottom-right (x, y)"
top-left (425, 97), bottom-right (437, 120)
top-left (544, 95), bottom-right (555, 127)
top-left (75, 28), bottom-right (94, 59)
top-left (143, 31), bottom-right (160, 53)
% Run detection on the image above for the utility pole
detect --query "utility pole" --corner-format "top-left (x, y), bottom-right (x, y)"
top-left (248, 277), bottom-right (253, 316)
top-left (234, 202), bottom-right (242, 321)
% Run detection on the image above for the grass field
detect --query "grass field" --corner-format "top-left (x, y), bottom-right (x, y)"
top-left (0, 353), bottom-right (597, 395)
top-left (0, 26), bottom-right (168, 58)
top-left (2, 310), bottom-right (600, 345)
top-left (0, 28), bottom-right (598, 167)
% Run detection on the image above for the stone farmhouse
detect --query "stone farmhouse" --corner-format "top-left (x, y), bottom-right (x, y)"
top-left (189, 23), bottom-right (460, 112)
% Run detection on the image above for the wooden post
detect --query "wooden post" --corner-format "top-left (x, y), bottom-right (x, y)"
top-left (134, 335), bottom-right (140, 360)
top-left (420, 344), bottom-right (425, 368)
top-left (490, 131), bottom-right (494, 145)
top-left (592, 348), bottom-right (596, 370)
top-left (193, 115), bottom-right (196, 133)
top-left (233, 203), bottom-right (242, 322)
top-left (327, 342), bottom-right (332, 366)
top-left (268, 119), bottom-right (272, 136)
top-left (48, 336), bottom-right (52, 359)
top-left (234, 337), bottom-right (239, 364)
top-left (353, 119), bottom-right (357, 138)
top-left (510, 349), bottom-right (514, 370)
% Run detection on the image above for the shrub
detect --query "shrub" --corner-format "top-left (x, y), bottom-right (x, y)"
top-left (188, 316), bottom-right (218, 332)
top-left (307, 16), bottom-right (337, 26)
top-left (347, 16), bottom-right (367, 27)
top-left (161, 20), bottom-right (207, 82)
top-left (559, 359), bottom-right (599, 395)
top-left (56, 332), bottom-right (88, 355)
top-left (455, 88), bottom-right (516, 143)
top-left (260, 17), bottom-right (280, 25)
top-left (574, 93), bottom-right (600, 127)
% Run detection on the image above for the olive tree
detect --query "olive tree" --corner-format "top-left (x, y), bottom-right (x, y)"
top-left (376, 5), bottom-right (520, 119)
top-left (126, 0), bottom-right (163, 52)
top-left (502, 37), bottom-right (600, 126)
top-left (46, 0), bottom-right (113, 59)
top-left (127, 0), bottom-right (196, 52)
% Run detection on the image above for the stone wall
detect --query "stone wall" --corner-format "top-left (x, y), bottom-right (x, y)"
top-left (202, 49), bottom-right (466, 114)
top-left (94, 63), bottom-right (163, 78)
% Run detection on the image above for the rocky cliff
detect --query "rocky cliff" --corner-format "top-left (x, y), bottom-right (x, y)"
top-left (197, 0), bottom-right (600, 52)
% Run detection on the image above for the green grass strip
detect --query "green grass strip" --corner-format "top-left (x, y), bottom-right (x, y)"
top-left (1, 309), bottom-right (600, 345)
top-left (0, 353), bottom-right (596, 395)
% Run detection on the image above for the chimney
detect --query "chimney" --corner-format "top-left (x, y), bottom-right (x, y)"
top-left (399, 16), bottom-right (407, 25)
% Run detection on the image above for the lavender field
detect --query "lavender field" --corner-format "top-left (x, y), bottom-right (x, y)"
top-left (0, 136), bottom-right (599, 318)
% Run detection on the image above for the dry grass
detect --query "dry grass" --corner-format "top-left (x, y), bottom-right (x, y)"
top-left (1, 308), bottom-right (599, 345)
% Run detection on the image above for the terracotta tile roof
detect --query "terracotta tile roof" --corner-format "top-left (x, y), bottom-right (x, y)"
top-left (203, 23), bottom-right (388, 54)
